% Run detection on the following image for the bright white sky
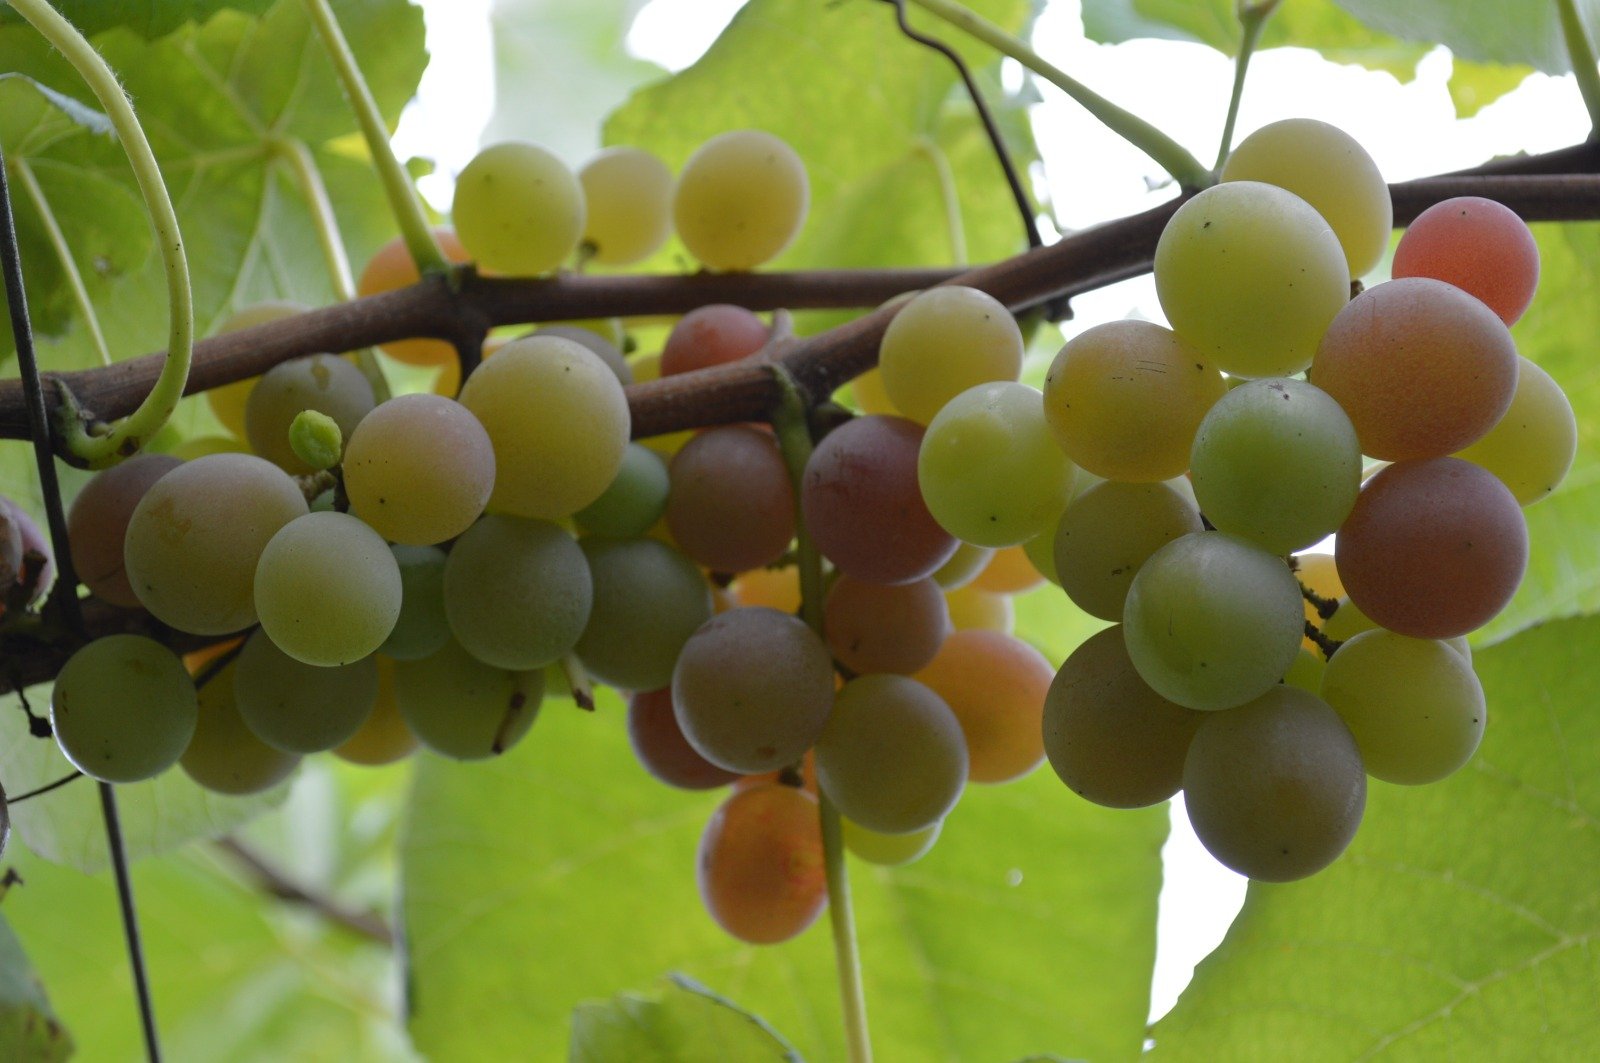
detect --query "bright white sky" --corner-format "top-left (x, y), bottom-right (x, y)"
top-left (392, 0), bottom-right (1591, 1030)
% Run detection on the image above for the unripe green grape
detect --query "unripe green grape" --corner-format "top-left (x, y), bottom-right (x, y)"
top-left (288, 410), bottom-right (342, 471)
top-left (918, 382), bottom-right (1077, 548)
top-left (180, 661), bottom-right (300, 795)
top-left (254, 512), bottom-right (402, 667)
top-left (1054, 480), bottom-right (1201, 622)
top-left (1183, 686), bottom-right (1366, 882)
top-left (381, 545), bottom-right (451, 661)
top-left (673, 129), bottom-right (808, 270)
top-left (574, 537), bottom-right (712, 693)
top-left (574, 443), bottom-right (669, 539)
top-left (233, 630), bottom-right (378, 753)
top-left (396, 640), bottom-right (543, 760)
top-left (342, 393), bottom-right (496, 546)
top-left (878, 286), bottom-right (1023, 425)
top-left (1320, 629), bottom-right (1485, 785)
top-left (452, 141), bottom-right (585, 276)
top-left (842, 817), bottom-right (941, 866)
top-left (1221, 118), bottom-right (1392, 278)
top-left (1455, 357), bottom-right (1577, 505)
top-left (932, 542), bottom-right (993, 590)
top-left (125, 453), bottom-right (308, 635)
top-left (1283, 648), bottom-right (1326, 694)
top-left (1122, 532), bottom-right (1304, 711)
top-left (815, 675), bottom-right (968, 835)
top-left (1021, 527), bottom-right (1059, 585)
top-left (1154, 181), bottom-right (1350, 378)
top-left (578, 146), bottom-right (674, 265)
top-left (1189, 378), bottom-right (1362, 555)
top-left (51, 635), bottom-right (197, 783)
top-left (458, 336), bottom-right (630, 519)
top-left (245, 354), bottom-right (375, 475)
top-left (444, 516), bottom-right (592, 671)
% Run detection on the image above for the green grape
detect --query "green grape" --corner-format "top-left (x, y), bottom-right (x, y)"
top-left (254, 512), bottom-right (402, 667)
top-left (532, 325), bottom-right (632, 386)
top-left (1182, 685), bottom-right (1366, 882)
top-left (343, 393), bottom-right (496, 546)
top-left (1154, 180), bottom-right (1350, 378)
top-left (578, 146), bottom-right (674, 266)
top-left (1189, 378), bottom-right (1362, 555)
top-left (1283, 648), bottom-right (1326, 694)
top-left (574, 443), bottom-right (669, 539)
top-left (51, 635), bottom-right (197, 783)
top-left (1053, 480), bottom-right (1201, 622)
top-left (1042, 626), bottom-right (1204, 809)
top-left (68, 453), bottom-right (180, 608)
top-left (878, 286), bottom-right (1023, 425)
top-left (1320, 629), bottom-right (1485, 785)
top-left (1455, 356), bottom-right (1577, 505)
top-left (396, 639), bottom-right (544, 760)
top-left (444, 515), bottom-right (592, 671)
top-left (1324, 597), bottom-right (1470, 660)
top-left (1123, 531), bottom-right (1305, 711)
top-left (1021, 526), bottom-right (1059, 586)
top-left (1220, 118), bottom-right (1392, 278)
top-left (814, 674), bottom-right (967, 834)
top-left (180, 661), bottom-right (300, 795)
top-left (673, 129), bottom-right (808, 270)
top-left (918, 382), bottom-right (1077, 548)
top-left (233, 630), bottom-right (378, 753)
top-left (672, 608), bottom-right (835, 773)
top-left (932, 541), bottom-right (993, 590)
top-left (842, 817), bottom-right (941, 867)
top-left (1042, 320), bottom-right (1226, 481)
top-left (125, 453), bottom-right (309, 635)
top-left (288, 410), bottom-right (342, 471)
top-left (381, 545), bottom-right (451, 661)
top-left (574, 537), bottom-right (712, 693)
top-left (452, 141), bottom-right (585, 276)
top-left (245, 354), bottom-right (375, 475)
top-left (458, 335), bottom-right (630, 519)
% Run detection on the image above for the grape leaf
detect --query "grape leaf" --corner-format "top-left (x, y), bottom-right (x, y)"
top-left (1333, 0), bottom-right (1600, 73)
top-left (1149, 615), bottom-right (1600, 1058)
top-left (0, 913), bottom-right (72, 1063)
top-left (570, 973), bottom-right (802, 1062)
top-left (0, 2), bottom-right (274, 40)
top-left (1447, 59), bottom-right (1533, 118)
top-left (402, 687), bottom-right (1165, 1062)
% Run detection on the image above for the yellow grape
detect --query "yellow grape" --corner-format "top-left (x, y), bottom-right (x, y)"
top-left (673, 130), bottom-right (808, 270)
top-left (452, 142), bottom-right (585, 276)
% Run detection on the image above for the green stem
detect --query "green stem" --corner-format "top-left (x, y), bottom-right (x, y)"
top-left (906, 0), bottom-right (1211, 189)
top-left (1213, 0), bottom-right (1280, 173)
top-left (913, 135), bottom-right (968, 265)
top-left (299, 0), bottom-right (446, 276)
top-left (1558, 0), bottom-right (1600, 137)
top-left (769, 365), bottom-right (871, 1063)
top-left (10, 158), bottom-right (112, 367)
top-left (10, 0), bottom-right (192, 467)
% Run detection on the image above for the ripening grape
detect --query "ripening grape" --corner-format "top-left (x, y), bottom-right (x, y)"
top-left (458, 335), bottom-right (630, 519)
top-left (578, 146), bottom-right (674, 265)
top-left (51, 635), bottom-right (197, 783)
top-left (732, 565), bottom-right (801, 614)
top-left (815, 675), bottom-right (968, 834)
top-left (1042, 626), bottom-right (1204, 809)
top-left (342, 394), bottom-right (495, 545)
top-left (0, 502), bottom-right (21, 595)
top-left (1182, 686), bottom-right (1366, 882)
top-left (674, 130), bottom-right (808, 271)
top-left (1053, 480), bottom-right (1202, 622)
top-left (672, 608), bottom-right (834, 774)
top-left (1323, 597), bottom-right (1470, 660)
top-left (915, 629), bottom-right (1051, 783)
top-left (1220, 118), bottom-right (1392, 278)
top-left (356, 230), bottom-right (471, 366)
top-left (245, 354), bottom-right (376, 475)
top-left (574, 537), bottom-right (712, 692)
top-left (803, 415), bottom-right (956, 583)
top-left (660, 304), bottom-right (769, 377)
top-left (1022, 529), bottom-right (1059, 586)
top-left (125, 453), bottom-right (309, 635)
top-left (627, 688), bottom-right (740, 790)
top-left (823, 575), bottom-right (949, 675)
top-left (697, 783), bottom-right (826, 944)
top-left (1336, 458), bottom-right (1528, 639)
top-left (932, 542), bottom-right (993, 590)
top-left (444, 515), bottom-right (592, 671)
top-left (206, 301), bottom-right (308, 436)
top-left (842, 818), bottom-right (941, 866)
top-left (1392, 196), bottom-right (1540, 326)
top-left (452, 142), bottom-right (585, 275)
top-left (380, 545), bottom-right (451, 662)
top-left (1321, 629), bottom-right (1485, 785)
top-left (233, 630), bottom-right (378, 753)
top-left (919, 382), bottom-right (1077, 548)
top-left (1122, 532), bottom-right (1305, 711)
top-left (397, 639), bottom-right (543, 759)
top-left (574, 443), bottom-right (670, 539)
top-left (531, 325), bottom-right (632, 386)
top-left (878, 286), bottom-right (1023, 425)
top-left (944, 583), bottom-right (1013, 634)
top-left (1154, 180), bottom-right (1350, 378)
top-left (665, 425), bottom-right (795, 573)
top-left (1042, 320), bottom-right (1225, 481)
top-left (971, 545), bottom-right (1045, 596)
top-left (1455, 357), bottom-right (1577, 505)
top-left (334, 657), bottom-right (418, 767)
top-left (1189, 378), bottom-right (1362, 555)
top-left (850, 367), bottom-right (898, 416)
top-left (1311, 278), bottom-right (1518, 461)
top-left (1, 498), bottom-right (50, 606)
top-left (180, 660), bottom-right (300, 795)
top-left (68, 453), bottom-right (180, 608)
top-left (1284, 647), bottom-right (1326, 693)
top-left (254, 512), bottom-right (402, 667)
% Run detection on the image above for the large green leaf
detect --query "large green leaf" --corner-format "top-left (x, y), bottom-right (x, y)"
top-left (402, 687), bottom-right (1165, 1061)
top-left (1333, 0), bottom-right (1600, 73)
top-left (1149, 615), bottom-right (1600, 1058)
top-left (570, 973), bottom-right (801, 1062)
top-left (0, 2), bottom-right (273, 39)
top-left (0, 913), bottom-right (72, 1062)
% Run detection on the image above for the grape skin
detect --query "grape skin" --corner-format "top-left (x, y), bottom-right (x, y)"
top-left (68, 453), bottom-right (180, 608)
top-left (254, 512), bottom-right (403, 667)
top-left (665, 425), bottom-right (795, 574)
top-left (627, 688), bottom-right (740, 791)
top-left (878, 286), bottom-right (1022, 425)
top-left (245, 354), bottom-right (375, 475)
top-left (444, 516), bottom-right (593, 672)
top-left (342, 393), bottom-right (495, 546)
top-left (823, 575), bottom-right (949, 676)
top-left (380, 545), bottom-right (451, 662)
top-left (1392, 196), bottom-right (1540, 326)
top-left (180, 660), bottom-right (300, 794)
top-left (697, 783), bottom-right (826, 945)
top-left (574, 443), bottom-right (669, 539)
top-left (673, 130), bottom-right (808, 271)
top-left (573, 537), bottom-right (712, 693)
top-left (915, 629), bottom-right (1051, 783)
top-left (578, 146), bottom-right (674, 266)
top-left (52, 635), bottom-right (198, 784)
top-left (842, 818), bottom-right (941, 866)
top-left (396, 639), bottom-right (544, 760)
top-left (334, 657), bottom-right (418, 767)
top-left (1053, 480), bottom-right (1201, 622)
top-left (452, 141), bottom-right (585, 276)
top-left (206, 301), bottom-right (309, 436)
top-left (1455, 356), bottom-right (1577, 506)
top-left (660, 304), bottom-right (769, 377)
top-left (233, 630), bottom-right (378, 754)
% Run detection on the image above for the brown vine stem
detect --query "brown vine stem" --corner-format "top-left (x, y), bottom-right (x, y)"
top-left (214, 837), bottom-right (395, 945)
top-left (5, 153), bottom-right (1600, 449)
